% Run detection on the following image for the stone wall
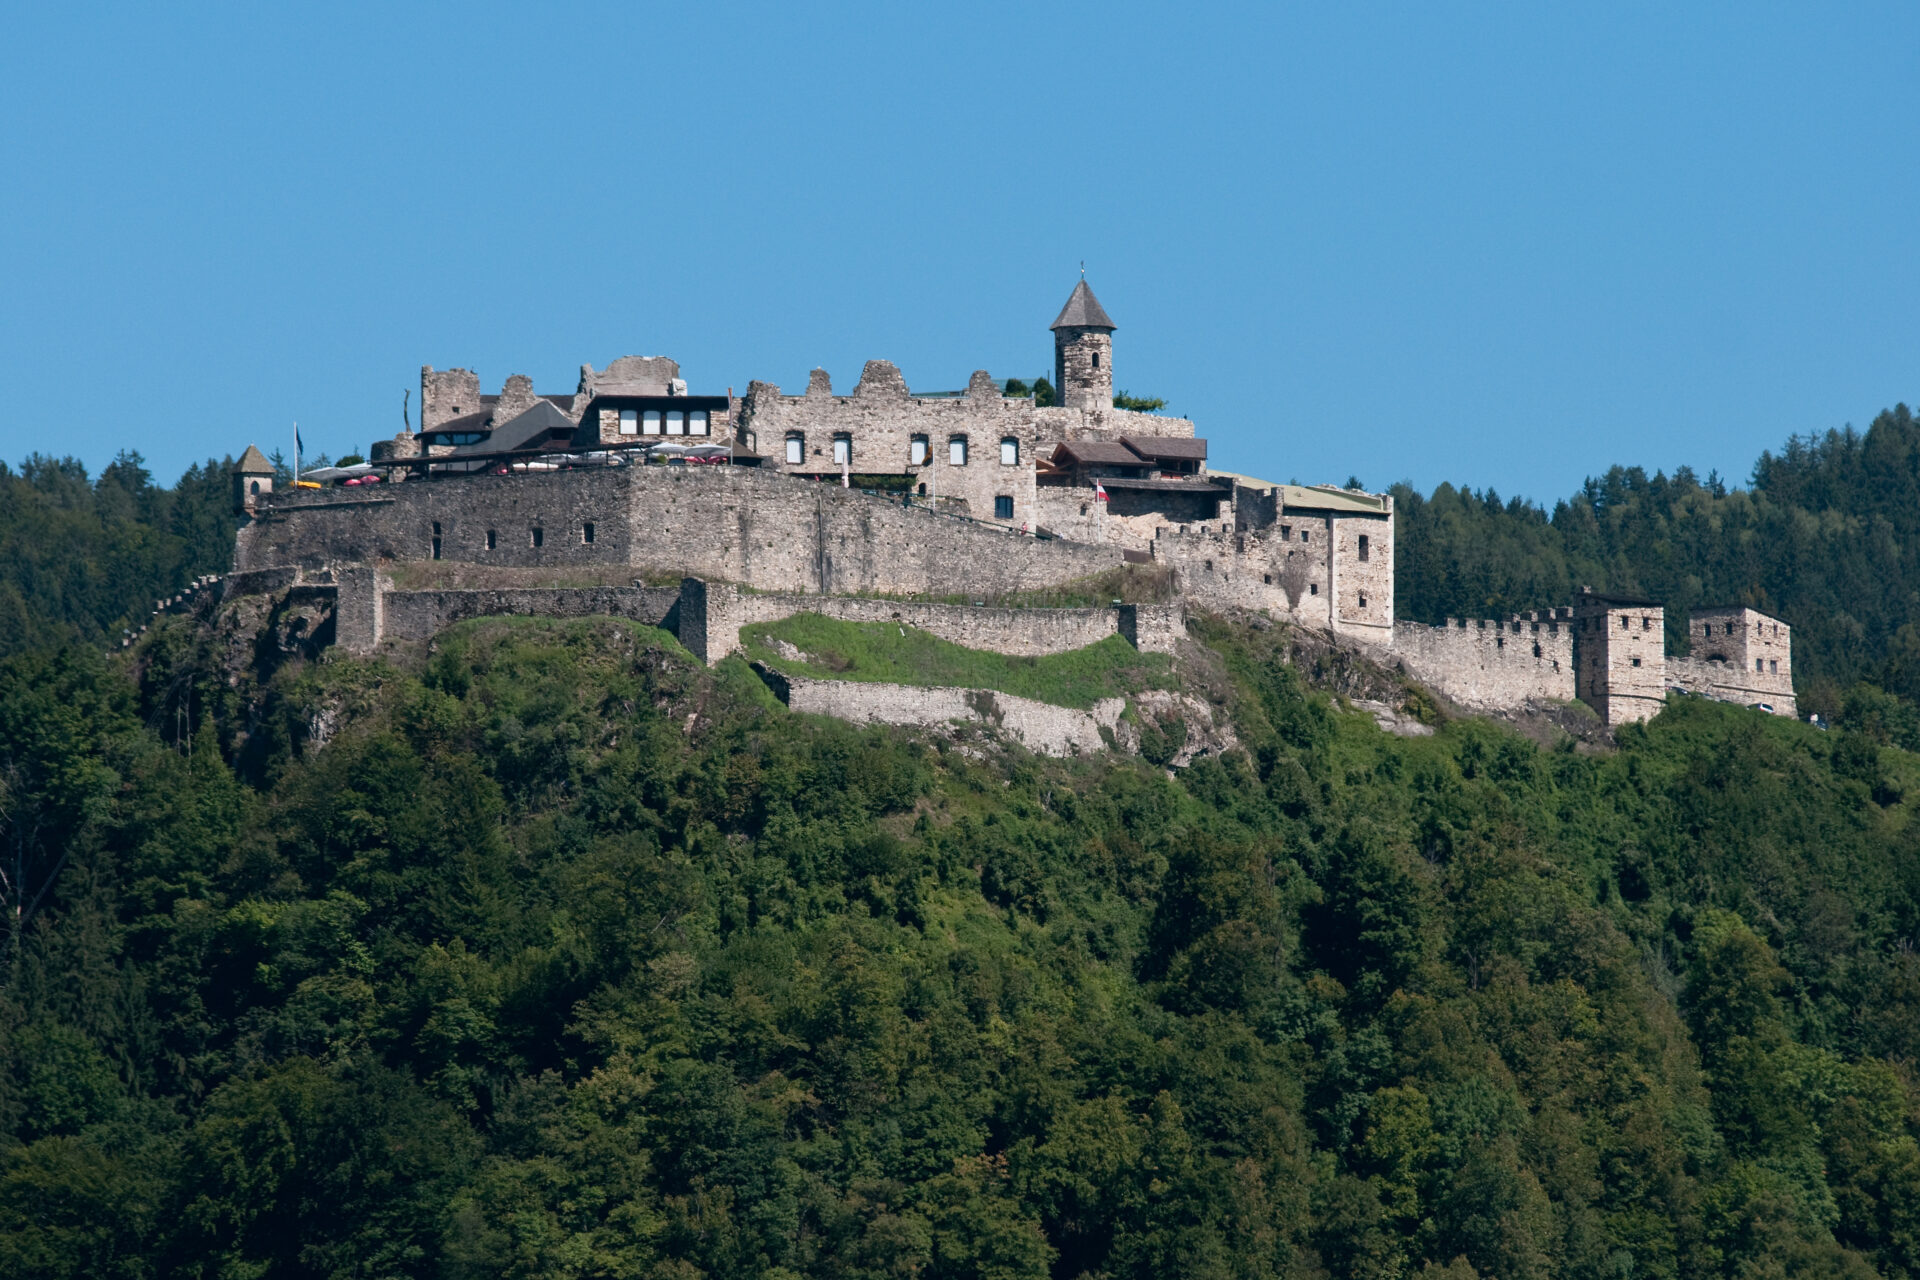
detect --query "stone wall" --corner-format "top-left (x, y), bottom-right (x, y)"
top-left (1148, 511), bottom-right (1394, 645)
top-left (1669, 655), bottom-right (1798, 717)
top-left (1391, 615), bottom-right (1576, 710)
top-left (738, 362), bottom-right (1196, 532)
top-left (335, 567), bottom-right (388, 655)
top-left (756, 664), bottom-right (1126, 757)
top-left (678, 578), bottom-right (1182, 665)
top-left (380, 586), bottom-right (681, 644)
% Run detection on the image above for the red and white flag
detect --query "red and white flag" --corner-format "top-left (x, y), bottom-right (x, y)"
top-left (1094, 480), bottom-right (1109, 503)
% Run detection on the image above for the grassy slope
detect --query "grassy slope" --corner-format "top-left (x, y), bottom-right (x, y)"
top-left (739, 613), bottom-right (1178, 709)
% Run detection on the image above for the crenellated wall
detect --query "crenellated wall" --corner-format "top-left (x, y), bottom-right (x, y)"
top-left (1391, 612), bottom-right (1576, 710)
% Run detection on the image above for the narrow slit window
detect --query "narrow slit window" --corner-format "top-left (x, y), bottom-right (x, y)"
top-left (531, 527), bottom-right (544, 548)
top-left (1357, 534), bottom-right (1370, 561)
top-left (1310, 583), bottom-right (1318, 595)
top-left (431, 521), bottom-right (442, 561)
top-left (583, 522), bottom-right (595, 545)
top-left (486, 529), bottom-right (497, 550)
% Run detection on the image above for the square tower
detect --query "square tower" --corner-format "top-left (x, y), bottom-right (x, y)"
top-left (1051, 279), bottom-right (1116, 412)
top-left (1689, 606), bottom-right (1796, 716)
top-left (1573, 590), bottom-right (1667, 725)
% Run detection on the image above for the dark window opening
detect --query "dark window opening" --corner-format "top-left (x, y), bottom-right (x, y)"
top-left (1263, 573), bottom-right (1272, 584)
top-left (486, 529), bottom-right (497, 550)
top-left (583, 522), bottom-right (596, 544)
top-left (1533, 642), bottom-right (1542, 657)
top-left (531, 528), bottom-right (544, 548)
top-left (1301, 530), bottom-right (1311, 543)
top-left (1621, 616), bottom-right (1630, 630)
top-left (1631, 657), bottom-right (1642, 667)
top-left (917, 483), bottom-right (926, 496)
top-left (1497, 636), bottom-right (1505, 649)
top-left (249, 480), bottom-right (260, 495)
top-left (1205, 559), bottom-right (1214, 570)
top-left (1092, 352), bottom-right (1100, 369)
top-left (1358, 534), bottom-right (1370, 561)
top-left (1359, 594), bottom-right (1368, 608)
top-left (1310, 583), bottom-right (1318, 595)
top-left (431, 522), bottom-right (442, 561)
top-left (994, 495), bottom-right (1014, 520)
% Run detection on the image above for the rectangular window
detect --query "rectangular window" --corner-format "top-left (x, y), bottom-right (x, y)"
top-left (1359, 594), bottom-right (1368, 608)
top-left (583, 522), bottom-right (595, 544)
top-left (1357, 534), bottom-right (1370, 562)
top-left (910, 436), bottom-right (928, 466)
top-left (643, 410), bottom-right (662, 435)
top-left (994, 495), bottom-right (1014, 519)
top-left (531, 527), bottom-right (543, 548)
top-left (486, 529), bottom-right (497, 550)
top-left (1757, 658), bottom-right (1765, 673)
top-left (1309, 583), bottom-right (1318, 595)
top-left (1000, 438), bottom-right (1019, 465)
top-left (619, 409), bottom-right (638, 435)
top-left (1643, 617), bottom-right (1652, 631)
top-left (786, 435), bottom-right (804, 465)
top-left (666, 410), bottom-right (686, 435)
top-left (1301, 530), bottom-right (1310, 543)
top-left (1770, 659), bottom-right (1778, 673)
top-left (689, 410), bottom-right (709, 435)
top-left (833, 435), bottom-right (851, 466)
top-left (949, 437), bottom-right (968, 465)
top-left (1280, 525), bottom-right (1291, 540)
top-left (1621, 616), bottom-right (1630, 630)
top-left (1632, 657), bottom-right (1642, 667)
top-left (431, 521), bottom-right (442, 561)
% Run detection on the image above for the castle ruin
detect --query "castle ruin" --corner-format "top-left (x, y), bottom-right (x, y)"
top-left (227, 279), bottom-right (1794, 728)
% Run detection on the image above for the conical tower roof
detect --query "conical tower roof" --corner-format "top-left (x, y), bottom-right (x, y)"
top-left (234, 444), bottom-right (274, 474)
top-left (1050, 279), bottom-right (1116, 331)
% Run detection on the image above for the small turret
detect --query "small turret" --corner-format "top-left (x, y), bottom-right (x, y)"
top-left (232, 444), bottom-right (274, 514)
top-left (1051, 278), bottom-right (1117, 412)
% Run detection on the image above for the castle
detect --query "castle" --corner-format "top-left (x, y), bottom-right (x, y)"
top-left (227, 280), bottom-right (1795, 728)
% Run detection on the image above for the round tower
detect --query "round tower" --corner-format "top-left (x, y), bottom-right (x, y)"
top-left (1050, 278), bottom-right (1116, 412)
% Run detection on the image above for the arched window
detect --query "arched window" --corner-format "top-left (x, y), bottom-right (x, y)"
top-left (1000, 437), bottom-right (1019, 465)
top-left (249, 480), bottom-right (260, 495)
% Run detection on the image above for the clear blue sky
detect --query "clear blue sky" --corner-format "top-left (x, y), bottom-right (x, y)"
top-left (3, 2), bottom-right (1915, 504)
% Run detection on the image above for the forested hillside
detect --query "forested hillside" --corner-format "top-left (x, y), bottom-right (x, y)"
top-left (3, 608), bottom-right (1920, 1278)
top-left (1394, 403), bottom-right (1920, 719)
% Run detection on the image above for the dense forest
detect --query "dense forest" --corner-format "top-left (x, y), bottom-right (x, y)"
top-left (3, 412), bottom-right (1920, 1277)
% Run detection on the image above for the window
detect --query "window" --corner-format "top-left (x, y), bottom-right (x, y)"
top-left (666, 410), bottom-right (686, 436)
top-left (431, 521), bottom-right (442, 561)
top-left (1263, 573), bottom-right (1272, 584)
top-left (583, 522), bottom-right (595, 545)
top-left (1533, 642), bottom-right (1543, 658)
top-left (917, 482), bottom-right (927, 496)
top-left (249, 480), bottom-right (260, 495)
top-left (994, 495), bottom-right (1014, 519)
top-left (832, 435), bottom-right (851, 466)
top-left (1000, 437), bottom-right (1019, 465)
top-left (643, 410), bottom-right (662, 435)
top-left (1280, 525), bottom-right (1292, 540)
top-left (1621, 616), bottom-right (1630, 630)
top-left (1770, 659), bottom-right (1778, 673)
top-left (689, 410), bottom-right (709, 435)
top-left (910, 435), bottom-right (929, 466)
top-left (531, 527), bottom-right (544, 548)
top-left (786, 435), bottom-right (805, 465)
top-left (1092, 352), bottom-right (1100, 369)
top-left (1358, 534), bottom-right (1369, 561)
top-left (619, 409), bottom-right (638, 435)
top-left (1756, 658), bottom-right (1765, 673)
top-left (1359, 594), bottom-right (1368, 608)
top-left (1310, 583), bottom-right (1319, 595)
top-left (1301, 530), bottom-right (1310, 543)
top-left (486, 529), bottom-right (497, 550)
top-left (1643, 617), bottom-right (1652, 631)
top-left (949, 437), bottom-right (968, 465)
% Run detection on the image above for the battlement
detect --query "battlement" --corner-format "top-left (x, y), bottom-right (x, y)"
top-left (1391, 614), bottom-right (1576, 711)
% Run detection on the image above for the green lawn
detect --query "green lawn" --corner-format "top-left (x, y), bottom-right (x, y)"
top-left (740, 612), bottom-right (1176, 708)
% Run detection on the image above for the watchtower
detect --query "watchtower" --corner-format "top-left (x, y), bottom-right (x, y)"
top-left (232, 444), bottom-right (274, 515)
top-left (1051, 279), bottom-right (1116, 412)
top-left (1573, 589), bottom-right (1667, 725)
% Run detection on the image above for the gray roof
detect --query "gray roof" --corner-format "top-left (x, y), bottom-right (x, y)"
top-left (451, 399), bottom-right (575, 456)
top-left (234, 444), bottom-right (274, 474)
top-left (1050, 440), bottom-right (1147, 467)
top-left (1121, 436), bottom-right (1207, 461)
top-left (1050, 280), bottom-right (1116, 331)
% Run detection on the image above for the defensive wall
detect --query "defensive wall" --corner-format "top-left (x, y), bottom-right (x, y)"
top-left (752, 663), bottom-right (1126, 758)
top-left (1390, 613), bottom-right (1576, 711)
top-left (235, 463), bottom-right (1127, 599)
top-left (675, 577), bottom-right (1183, 666)
top-left (1148, 515), bottom-right (1395, 644)
top-left (379, 585), bottom-right (681, 644)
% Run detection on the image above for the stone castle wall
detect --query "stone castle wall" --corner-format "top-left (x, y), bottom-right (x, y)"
top-left (379, 586), bottom-right (681, 645)
top-left (1148, 513), bottom-right (1394, 644)
top-left (754, 663), bottom-right (1125, 758)
top-left (1391, 615), bottom-right (1576, 710)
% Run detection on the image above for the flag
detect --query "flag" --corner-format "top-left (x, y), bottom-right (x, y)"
top-left (1094, 480), bottom-right (1108, 503)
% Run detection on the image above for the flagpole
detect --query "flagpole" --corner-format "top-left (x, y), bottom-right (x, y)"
top-left (293, 421), bottom-right (300, 484)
